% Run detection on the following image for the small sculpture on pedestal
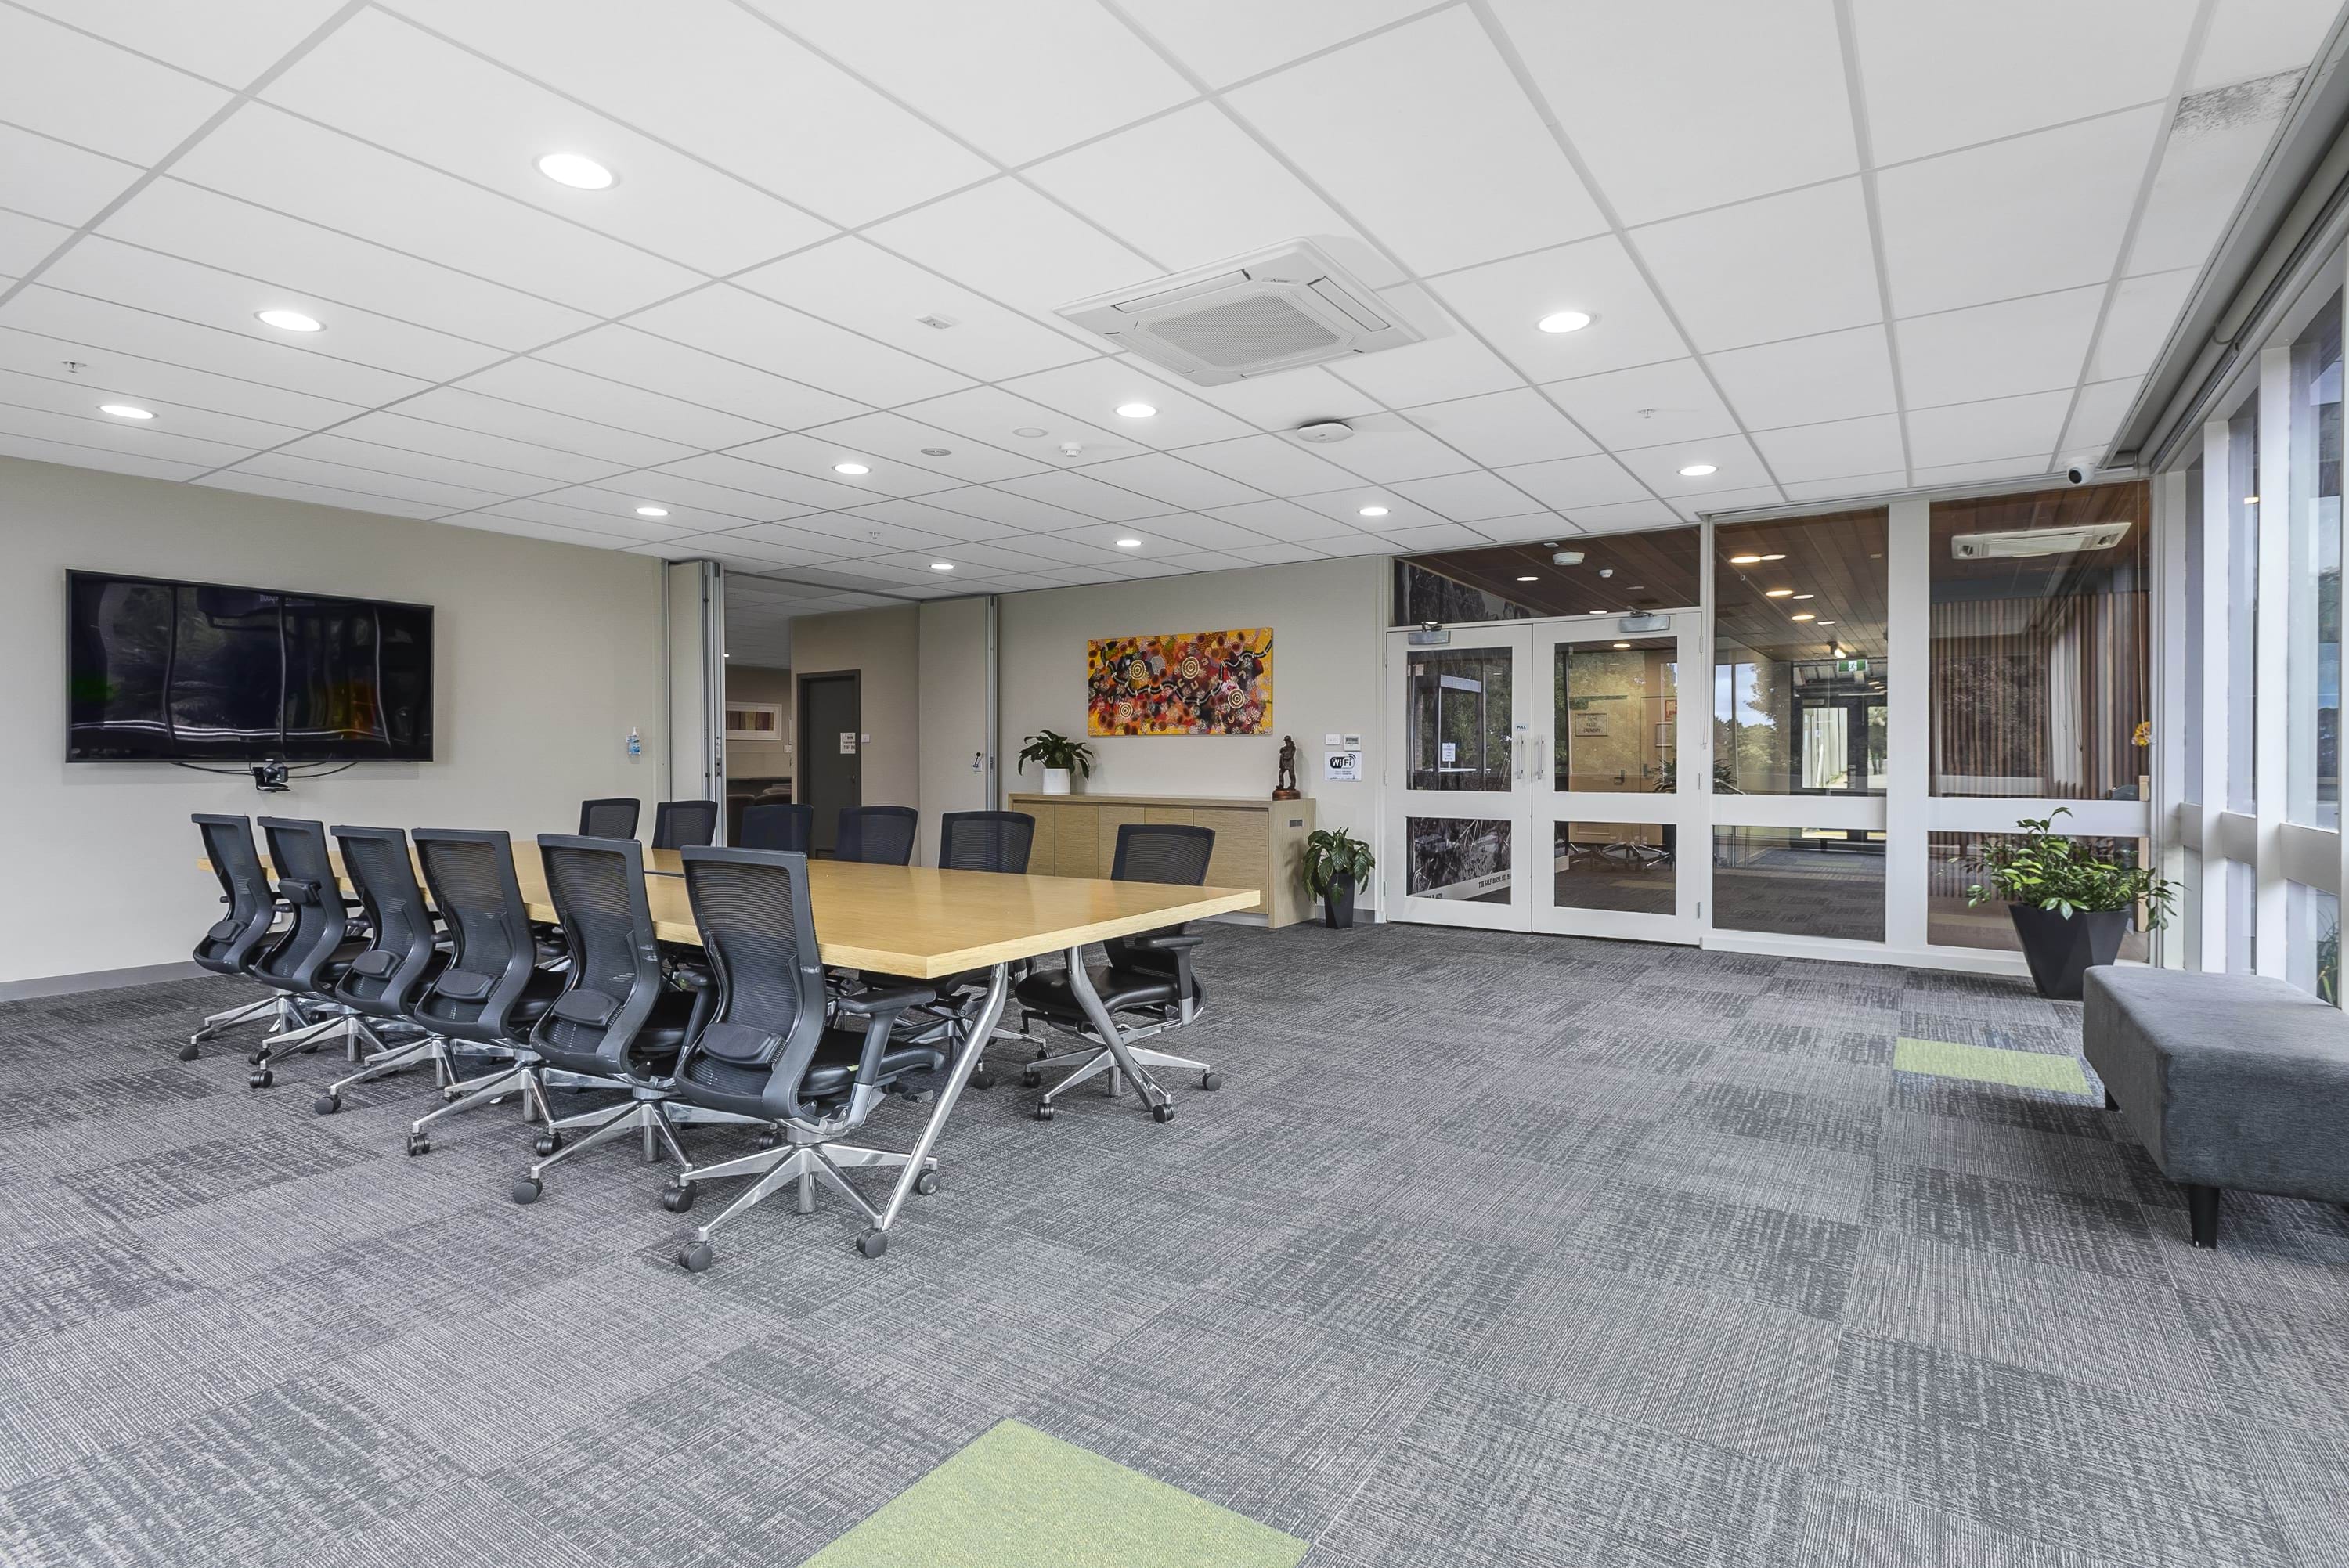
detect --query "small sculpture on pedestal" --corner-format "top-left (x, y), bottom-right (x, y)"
top-left (1272, 734), bottom-right (1301, 800)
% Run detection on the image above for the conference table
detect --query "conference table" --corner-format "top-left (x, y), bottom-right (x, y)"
top-left (209, 838), bottom-right (1258, 1249)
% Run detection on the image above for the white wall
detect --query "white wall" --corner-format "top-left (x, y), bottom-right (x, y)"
top-left (723, 663), bottom-right (794, 780)
top-left (2, 456), bottom-right (666, 987)
top-left (995, 555), bottom-right (1387, 907)
top-left (917, 597), bottom-right (993, 865)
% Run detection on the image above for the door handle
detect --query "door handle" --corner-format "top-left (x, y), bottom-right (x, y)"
top-left (1511, 732), bottom-right (1524, 781)
top-left (1532, 736), bottom-right (1547, 782)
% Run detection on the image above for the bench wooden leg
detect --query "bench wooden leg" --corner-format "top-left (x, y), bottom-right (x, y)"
top-left (2185, 1184), bottom-right (2221, 1249)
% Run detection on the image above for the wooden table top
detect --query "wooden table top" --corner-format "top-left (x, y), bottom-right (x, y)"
top-left (209, 842), bottom-right (1257, 979)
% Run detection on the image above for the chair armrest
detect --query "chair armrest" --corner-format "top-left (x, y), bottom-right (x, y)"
top-left (837, 983), bottom-right (935, 1018)
top-left (669, 960), bottom-right (715, 991)
top-left (1129, 931), bottom-right (1202, 952)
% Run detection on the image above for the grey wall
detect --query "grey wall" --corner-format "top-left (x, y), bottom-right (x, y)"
top-left (790, 603), bottom-right (921, 809)
top-left (4, 456), bottom-right (666, 986)
top-left (723, 662), bottom-right (794, 779)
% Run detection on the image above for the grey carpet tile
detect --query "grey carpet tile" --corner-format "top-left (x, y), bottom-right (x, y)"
top-left (1826, 1333), bottom-right (2292, 1567)
top-left (1875, 1163), bottom-right (2171, 1285)
top-left (7, 925), bottom-right (2349, 1566)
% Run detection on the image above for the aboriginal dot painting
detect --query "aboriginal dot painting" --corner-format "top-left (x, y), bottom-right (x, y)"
top-left (1085, 627), bottom-right (1273, 736)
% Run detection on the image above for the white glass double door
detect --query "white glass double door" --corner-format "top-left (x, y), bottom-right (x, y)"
top-left (1383, 614), bottom-right (1706, 942)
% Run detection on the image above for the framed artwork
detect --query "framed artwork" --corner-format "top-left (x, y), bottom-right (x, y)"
top-left (724, 702), bottom-right (783, 741)
top-left (1087, 627), bottom-right (1272, 735)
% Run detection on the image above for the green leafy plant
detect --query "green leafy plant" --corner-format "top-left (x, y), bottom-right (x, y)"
top-left (1303, 827), bottom-right (1376, 898)
top-left (1017, 728), bottom-right (1095, 777)
top-left (1966, 809), bottom-right (2176, 928)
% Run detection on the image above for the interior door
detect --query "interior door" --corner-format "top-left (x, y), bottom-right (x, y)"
top-left (1383, 625), bottom-right (1534, 930)
top-left (800, 672), bottom-right (860, 855)
top-left (1534, 614), bottom-right (1706, 943)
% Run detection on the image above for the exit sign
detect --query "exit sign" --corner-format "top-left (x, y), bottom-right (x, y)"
top-left (1837, 658), bottom-right (1870, 675)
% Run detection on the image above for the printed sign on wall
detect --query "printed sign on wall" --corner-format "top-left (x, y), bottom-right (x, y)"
top-left (1086, 627), bottom-right (1272, 736)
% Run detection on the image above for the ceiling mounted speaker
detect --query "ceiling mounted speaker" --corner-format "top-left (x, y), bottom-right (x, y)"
top-left (1057, 239), bottom-right (1423, 386)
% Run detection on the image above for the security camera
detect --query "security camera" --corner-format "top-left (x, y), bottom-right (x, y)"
top-left (2064, 461), bottom-right (2099, 485)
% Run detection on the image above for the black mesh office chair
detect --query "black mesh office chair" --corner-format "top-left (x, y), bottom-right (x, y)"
top-left (579, 798), bottom-right (640, 838)
top-left (652, 799), bottom-right (719, 849)
top-left (937, 810), bottom-right (1035, 874)
top-left (403, 829), bottom-right (569, 1156)
top-left (508, 835), bottom-right (745, 1205)
top-left (244, 817), bottom-right (372, 1090)
top-left (1014, 823), bottom-right (1219, 1123)
top-left (738, 801), bottom-right (814, 852)
top-left (186, 814), bottom-right (290, 1058)
top-left (835, 805), bottom-right (918, 865)
top-left (659, 847), bottom-right (940, 1267)
top-left (882, 811), bottom-right (1039, 1082)
top-left (312, 826), bottom-right (447, 1116)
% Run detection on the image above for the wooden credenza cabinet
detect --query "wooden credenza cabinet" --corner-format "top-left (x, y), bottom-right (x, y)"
top-left (1006, 792), bottom-right (1316, 928)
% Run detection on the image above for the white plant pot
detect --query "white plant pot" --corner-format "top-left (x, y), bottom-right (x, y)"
top-left (1042, 767), bottom-right (1073, 795)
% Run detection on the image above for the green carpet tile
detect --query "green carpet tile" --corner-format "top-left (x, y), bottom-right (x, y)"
top-left (801, 1419), bottom-right (1307, 1568)
top-left (1893, 1035), bottom-right (2092, 1096)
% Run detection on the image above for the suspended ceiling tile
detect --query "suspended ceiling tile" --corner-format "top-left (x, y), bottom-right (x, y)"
top-left (1633, 178), bottom-right (1882, 352)
top-left (1495, 0), bottom-right (1858, 225)
top-left (1708, 325), bottom-right (1900, 431)
top-left (1225, 9), bottom-right (1607, 276)
top-left (1752, 413), bottom-right (1909, 484)
top-left (1543, 359), bottom-right (1741, 453)
top-left (0, 124), bottom-right (141, 230)
top-left (1896, 286), bottom-right (2107, 409)
top-left (1904, 388), bottom-right (2075, 468)
top-left (1401, 387), bottom-right (1599, 470)
top-left (1430, 233), bottom-right (1688, 384)
top-left (0, 6), bottom-right (233, 164)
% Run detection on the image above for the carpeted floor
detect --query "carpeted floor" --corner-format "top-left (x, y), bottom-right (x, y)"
top-left (5, 923), bottom-right (2347, 1566)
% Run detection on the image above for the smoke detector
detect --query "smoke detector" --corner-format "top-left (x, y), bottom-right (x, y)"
top-left (1294, 420), bottom-right (1353, 444)
top-left (1057, 239), bottom-right (1423, 386)
top-left (1950, 521), bottom-right (2131, 560)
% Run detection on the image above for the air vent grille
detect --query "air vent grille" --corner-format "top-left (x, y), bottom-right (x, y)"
top-left (1057, 239), bottom-right (1423, 385)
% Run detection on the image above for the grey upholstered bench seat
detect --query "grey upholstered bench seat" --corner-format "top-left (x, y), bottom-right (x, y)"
top-left (2084, 966), bottom-right (2349, 1249)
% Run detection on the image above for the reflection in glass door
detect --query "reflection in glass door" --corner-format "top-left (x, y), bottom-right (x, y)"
top-left (1536, 616), bottom-right (1705, 943)
top-left (1384, 627), bottom-right (1532, 930)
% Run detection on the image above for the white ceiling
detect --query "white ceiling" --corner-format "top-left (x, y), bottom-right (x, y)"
top-left (0, 0), bottom-right (2336, 606)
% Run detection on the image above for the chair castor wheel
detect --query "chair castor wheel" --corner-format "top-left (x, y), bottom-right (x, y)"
top-left (1019, 1070), bottom-right (1041, 1088)
top-left (248, 1069), bottom-right (273, 1090)
top-left (1034, 1103), bottom-right (1055, 1121)
top-left (915, 1170), bottom-right (941, 1196)
top-left (179, 1040), bottom-right (201, 1062)
top-left (677, 1241), bottom-right (714, 1273)
top-left (1151, 1102), bottom-right (1174, 1123)
top-left (510, 1177), bottom-right (543, 1205)
top-left (405, 1134), bottom-right (430, 1155)
top-left (312, 1092), bottom-right (341, 1116)
top-left (662, 1181), bottom-right (697, 1213)
top-left (247, 1049), bottom-right (267, 1066)
top-left (533, 1133), bottom-right (561, 1157)
top-left (972, 1066), bottom-right (996, 1089)
top-left (754, 1129), bottom-right (781, 1149)
top-left (856, 1228), bottom-right (889, 1259)
top-left (1200, 1071), bottom-right (1222, 1090)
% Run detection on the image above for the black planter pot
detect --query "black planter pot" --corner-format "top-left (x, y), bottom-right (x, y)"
top-left (2006, 902), bottom-right (2130, 1000)
top-left (1321, 874), bottom-right (1358, 930)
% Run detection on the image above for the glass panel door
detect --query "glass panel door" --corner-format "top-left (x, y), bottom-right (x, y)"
top-left (1535, 615), bottom-right (1705, 943)
top-left (1384, 625), bottom-right (1534, 930)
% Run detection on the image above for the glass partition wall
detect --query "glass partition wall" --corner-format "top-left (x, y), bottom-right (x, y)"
top-left (2161, 253), bottom-right (2347, 1007)
top-left (1387, 481), bottom-right (2156, 971)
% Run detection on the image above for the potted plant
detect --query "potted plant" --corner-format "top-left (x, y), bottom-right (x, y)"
top-left (1966, 809), bottom-right (2176, 1000)
top-left (1302, 827), bottom-right (1376, 930)
top-left (1018, 729), bottom-right (1095, 795)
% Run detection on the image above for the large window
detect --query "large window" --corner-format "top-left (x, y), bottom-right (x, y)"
top-left (1928, 485), bottom-right (2149, 800)
top-left (1712, 826), bottom-right (1885, 943)
top-left (1404, 646), bottom-right (1513, 791)
top-left (1927, 830), bottom-right (2151, 962)
top-left (2184, 456), bottom-right (2205, 802)
top-left (2227, 394), bottom-right (2259, 814)
top-left (1712, 510), bottom-right (1887, 796)
top-left (2289, 287), bottom-right (2341, 828)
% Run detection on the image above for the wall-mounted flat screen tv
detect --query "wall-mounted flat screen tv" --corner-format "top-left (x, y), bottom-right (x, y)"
top-left (66, 571), bottom-right (434, 762)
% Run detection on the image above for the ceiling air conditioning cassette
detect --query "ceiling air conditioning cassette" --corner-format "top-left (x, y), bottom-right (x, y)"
top-left (1950, 521), bottom-right (2131, 560)
top-left (1057, 240), bottom-right (1422, 385)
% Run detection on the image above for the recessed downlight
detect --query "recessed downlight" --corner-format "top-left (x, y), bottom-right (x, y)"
top-left (929, 561), bottom-right (954, 572)
top-left (635, 506), bottom-right (669, 517)
top-left (1515, 574), bottom-right (1539, 582)
top-left (1359, 506), bottom-right (1389, 517)
top-left (99, 403), bottom-right (153, 420)
top-left (1115, 402), bottom-right (1156, 419)
top-left (1790, 612), bottom-right (1816, 622)
top-left (1817, 620), bottom-right (1838, 626)
top-left (1678, 463), bottom-right (1717, 478)
top-left (833, 462), bottom-right (870, 475)
top-left (1012, 426), bottom-right (1048, 438)
top-left (1537, 311), bottom-right (1592, 333)
top-left (1116, 537), bottom-right (1142, 549)
top-left (255, 308), bottom-right (322, 333)
top-left (1611, 641), bottom-right (1631, 649)
top-left (1764, 588), bottom-right (1794, 598)
top-left (1790, 593), bottom-right (1813, 600)
top-left (1727, 553), bottom-right (1763, 564)
top-left (536, 152), bottom-right (615, 189)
